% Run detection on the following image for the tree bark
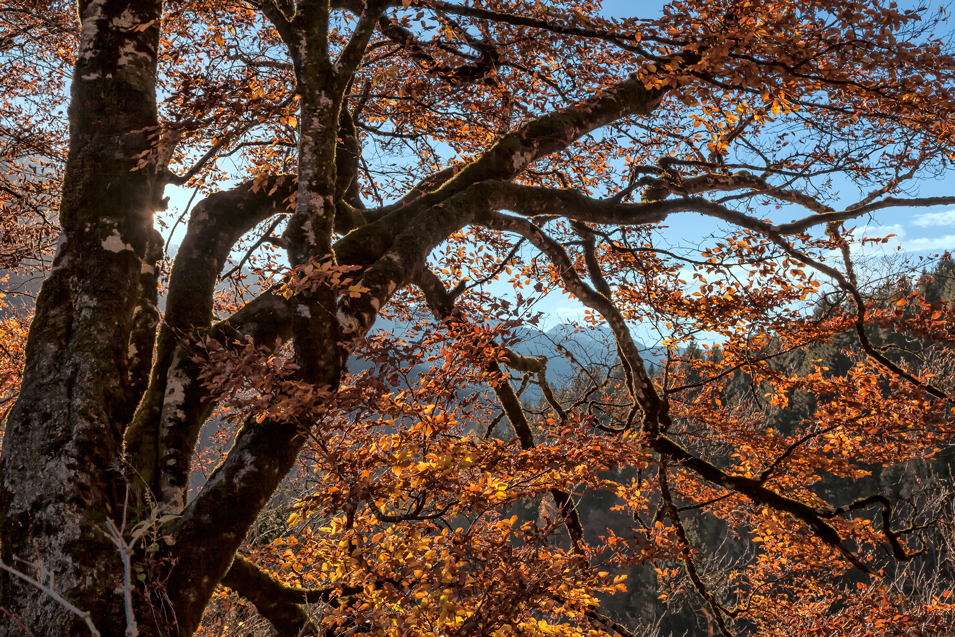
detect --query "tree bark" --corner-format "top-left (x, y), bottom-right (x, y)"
top-left (0, 0), bottom-right (163, 634)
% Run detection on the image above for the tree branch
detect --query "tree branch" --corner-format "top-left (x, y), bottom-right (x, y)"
top-left (222, 554), bottom-right (378, 636)
top-left (222, 555), bottom-right (320, 636)
top-left (169, 415), bottom-right (309, 636)
top-left (659, 464), bottom-right (733, 637)
top-left (478, 210), bottom-right (875, 574)
top-left (376, 11), bottom-right (500, 86)
top-left (763, 231), bottom-right (952, 402)
top-left (336, 60), bottom-right (674, 268)
top-left (418, 0), bottom-right (654, 55)
top-left (248, 0), bottom-right (295, 47)
top-left (413, 268), bottom-right (586, 555)
top-left (0, 561), bottom-right (101, 637)
top-left (125, 176), bottom-right (296, 509)
top-left (335, 0), bottom-right (390, 81)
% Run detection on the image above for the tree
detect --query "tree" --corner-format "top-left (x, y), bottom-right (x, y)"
top-left (2, 0), bottom-right (955, 635)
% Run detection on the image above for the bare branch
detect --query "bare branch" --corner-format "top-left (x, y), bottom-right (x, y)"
top-left (0, 561), bottom-right (101, 637)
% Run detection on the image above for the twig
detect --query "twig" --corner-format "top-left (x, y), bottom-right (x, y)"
top-left (164, 186), bottom-right (201, 258)
top-left (218, 217), bottom-right (285, 282)
top-left (0, 605), bottom-right (36, 637)
top-left (100, 493), bottom-right (167, 637)
top-left (0, 560), bottom-right (101, 637)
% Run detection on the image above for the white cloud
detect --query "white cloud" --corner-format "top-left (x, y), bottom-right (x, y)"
top-left (912, 209), bottom-right (955, 228)
top-left (551, 305), bottom-right (586, 319)
top-left (898, 234), bottom-right (955, 253)
top-left (858, 222), bottom-right (906, 240)
top-left (814, 222), bottom-right (907, 260)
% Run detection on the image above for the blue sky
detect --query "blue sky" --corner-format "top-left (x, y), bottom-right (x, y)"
top-left (159, 0), bottom-right (955, 336)
top-left (536, 0), bottom-right (955, 331)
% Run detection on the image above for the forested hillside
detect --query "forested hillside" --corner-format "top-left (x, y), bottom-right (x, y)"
top-left (492, 257), bottom-right (955, 635)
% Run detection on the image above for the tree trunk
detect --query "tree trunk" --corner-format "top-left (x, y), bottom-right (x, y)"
top-left (0, 0), bottom-right (163, 634)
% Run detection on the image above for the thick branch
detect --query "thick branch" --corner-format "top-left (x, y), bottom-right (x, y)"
top-left (334, 103), bottom-right (368, 231)
top-left (335, 0), bottom-right (390, 80)
top-left (125, 176), bottom-right (295, 509)
top-left (222, 556), bottom-right (320, 636)
top-left (126, 228), bottom-right (165, 405)
top-left (420, 0), bottom-right (649, 54)
top-left (335, 187), bottom-right (493, 338)
top-left (357, 181), bottom-right (930, 258)
top-left (169, 416), bottom-right (310, 636)
top-left (338, 64), bottom-right (672, 267)
top-left (656, 171), bottom-right (835, 214)
top-left (841, 195), bottom-right (955, 217)
top-left (223, 553), bottom-right (381, 636)
top-left (252, 0), bottom-right (295, 46)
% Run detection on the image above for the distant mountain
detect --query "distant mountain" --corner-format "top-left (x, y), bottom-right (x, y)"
top-left (350, 318), bottom-right (668, 402)
top-left (508, 323), bottom-right (668, 388)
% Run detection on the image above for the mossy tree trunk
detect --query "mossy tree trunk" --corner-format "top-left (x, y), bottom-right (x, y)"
top-left (0, 0), bottom-right (163, 634)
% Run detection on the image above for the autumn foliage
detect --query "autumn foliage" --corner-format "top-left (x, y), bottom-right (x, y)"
top-left (2, 0), bottom-right (955, 635)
